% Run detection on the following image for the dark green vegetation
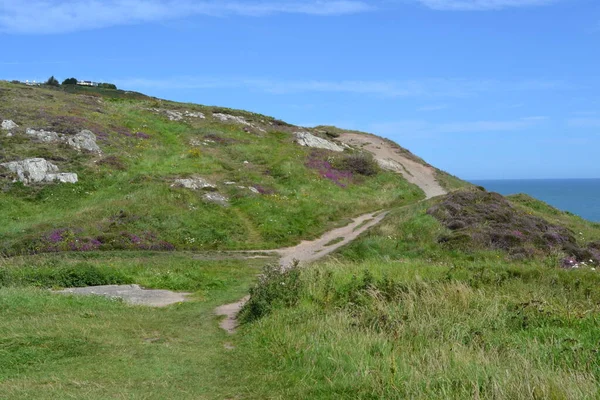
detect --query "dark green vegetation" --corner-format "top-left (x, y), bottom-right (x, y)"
top-left (234, 194), bottom-right (600, 399)
top-left (0, 81), bottom-right (422, 255)
top-left (427, 189), bottom-right (599, 263)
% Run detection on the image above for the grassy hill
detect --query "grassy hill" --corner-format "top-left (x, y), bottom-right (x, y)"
top-left (2, 81), bottom-right (599, 399)
top-left (0, 80), bottom-right (426, 255)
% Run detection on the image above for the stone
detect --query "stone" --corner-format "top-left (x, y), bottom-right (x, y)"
top-left (165, 110), bottom-right (183, 121)
top-left (213, 113), bottom-right (266, 132)
top-left (184, 111), bottom-right (205, 119)
top-left (172, 177), bottom-right (217, 191)
top-left (249, 187), bottom-right (260, 194)
top-left (26, 128), bottom-right (60, 143)
top-left (45, 172), bottom-right (79, 184)
top-left (203, 192), bottom-right (229, 207)
top-left (151, 108), bottom-right (205, 121)
top-left (66, 130), bottom-right (102, 153)
top-left (294, 132), bottom-right (344, 152)
top-left (0, 158), bottom-right (78, 184)
top-left (1, 120), bottom-right (18, 130)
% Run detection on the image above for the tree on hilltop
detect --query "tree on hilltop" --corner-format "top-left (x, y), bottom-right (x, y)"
top-left (62, 77), bottom-right (78, 85)
top-left (45, 76), bottom-right (59, 86)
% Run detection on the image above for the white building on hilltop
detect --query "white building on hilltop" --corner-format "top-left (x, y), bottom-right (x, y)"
top-left (77, 80), bottom-right (98, 87)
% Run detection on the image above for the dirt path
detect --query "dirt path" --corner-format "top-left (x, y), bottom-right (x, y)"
top-left (216, 134), bottom-right (448, 333)
top-left (337, 133), bottom-right (446, 199)
top-left (215, 210), bottom-right (388, 333)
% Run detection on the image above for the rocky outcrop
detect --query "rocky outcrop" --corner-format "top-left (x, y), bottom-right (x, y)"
top-left (25, 128), bottom-right (101, 154)
top-left (213, 113), bottom-right (266, 133)
top-left (172, 177), bottom-right (216, 191)
top-left (1, 158), bottom-right (78, 184)
top-left (2, 120), bottom-right (18, 131)
top-left (26, 128), bottom-right (61, 143)
top-left (66, 130), bottom-right (102, 153)
top-left (150, 108), bottom-right (205, 121)
top-left (203, 192), bottom-right (229, 207)
top-left (295, 132), bottom-right (344, 152)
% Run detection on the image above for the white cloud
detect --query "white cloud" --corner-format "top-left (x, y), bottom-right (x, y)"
top-left (114, 76), bottom-right (566, 98)
top-left (370, 116), bottom-right (547, 136)
top-left (415, 0), bottom-right (557, 11)
top-left (0, 0), bottom-right (372, 34)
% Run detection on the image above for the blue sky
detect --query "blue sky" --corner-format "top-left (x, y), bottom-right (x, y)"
top-left (1, 0), bottom-right (599, 180)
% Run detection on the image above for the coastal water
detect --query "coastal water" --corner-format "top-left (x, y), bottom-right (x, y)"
top-left (470, 179), bottom-right (600, 223)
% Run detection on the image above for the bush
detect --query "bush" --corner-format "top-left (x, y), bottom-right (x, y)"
top-left (335, 153), bottom-right (380, 176)
top-left (427, 190), bottom-right (595, 262)
top-left (62, 77), bottom-right (78, 85)
top-left (98, 83), bottom-right (117, 90)
top-left (45, 76), bottom-right (59, 87)
top-left (239, 260), bottom-right (304, 323)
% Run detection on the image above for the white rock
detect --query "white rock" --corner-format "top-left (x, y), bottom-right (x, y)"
top-left (172, 177), bottom-right (217, 191)
top-left (1, 120), bottom-right (18, 130)
top-left (26, 128), bottom-right (60, 143)
top-left (203, 192), bottom-right (229, 207)
top-left (213, 113), bottom-right (250, 125)
top-left (249, 187), bottom-right (260, 194)
top-left (67, 130), bottom-right (101, 154)
top-left (213, 113), bottom-right (266, 132)
top-left (151, 108), bottom-right (205, 121)
top-left (294, 132), bottom-right (344, 152)
top-left (45, 173), bottom-right (79, 184)
top-left (0, 158), bottom-right (78, 185)
top-left (224, 181), bottom-right (236, 185)
top-left (184, 111), bottom-right (206, 119)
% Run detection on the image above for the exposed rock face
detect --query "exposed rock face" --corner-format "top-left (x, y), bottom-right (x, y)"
top-left (151, 109), bottom-right (205, 121)
top-left (67, 130), bottom-right (102, 153)
top-left (213, 113), bottom-right (266, 133)
top-left (203, 192), bottom-right (229, 207)
top-left (26, 128), bottom-right (101, 154)
top-left (172, 177), bottom-right (217, 191)
top-left (0, 158), bottom-right (78, 184)
top-left (1, 120), bottom-right (18, 130)
top-left (26, 128), bottom-right (61, 143)
top-left (295, 132), bottom-right (344, 152)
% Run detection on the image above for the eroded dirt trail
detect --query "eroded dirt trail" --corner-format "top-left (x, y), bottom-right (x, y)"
top-left (215, 210), bottom-right (388, 333)
top-left (337, 133), bottom-right (446, 199)
top-left (217, 135), bottom-right (448, 333)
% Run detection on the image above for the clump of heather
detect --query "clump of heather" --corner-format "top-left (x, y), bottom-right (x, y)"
top-left (427, 189), bottom-right (599, 265)
top-left (305, 150), bottom-right (353, 187)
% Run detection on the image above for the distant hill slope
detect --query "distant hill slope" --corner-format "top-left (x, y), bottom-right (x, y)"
top-left (0, 81), bottom-right (467, 255)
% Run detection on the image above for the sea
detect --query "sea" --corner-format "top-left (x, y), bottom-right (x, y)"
top-left (470, 179), bottom-right (600, 223)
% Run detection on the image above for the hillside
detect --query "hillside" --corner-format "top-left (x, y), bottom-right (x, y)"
top-left (0, 80), bottom-right (459, 256)
top-left (3, 81), bottom-right (600, 399)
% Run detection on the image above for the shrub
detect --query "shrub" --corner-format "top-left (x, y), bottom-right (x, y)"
top-left (428, 190), bottom-right (582, 260)
top-left (98, 83), bottom-right (117, 90)
top-left (239, 260), bottom-right (304, 323)
top-left (45, 76), bottom-right (59, 87)
top-left (334, 153), bottom-right (380, 176)
top-left (62, 77), bottom-right (78, 85)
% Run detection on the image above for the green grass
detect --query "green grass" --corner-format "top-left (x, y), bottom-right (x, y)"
top-left (229, 198), bottom-right (600, 399)
top-left (0, 251), bottom-right (266, 399)
top-left (0, 81), bottom-right (425, 254)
